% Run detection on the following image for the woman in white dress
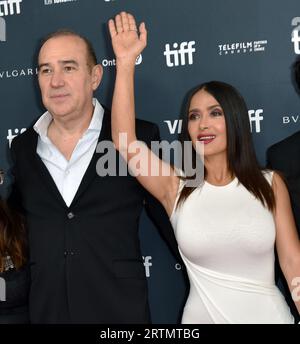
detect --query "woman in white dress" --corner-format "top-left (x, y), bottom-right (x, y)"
top-left (108, 12), bottom-right (300, 323)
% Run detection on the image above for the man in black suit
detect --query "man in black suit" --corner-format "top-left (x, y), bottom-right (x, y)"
top-left (266, 58), bottom-right (300, 322)
top-left (9, 30), bottom-right (182, 323)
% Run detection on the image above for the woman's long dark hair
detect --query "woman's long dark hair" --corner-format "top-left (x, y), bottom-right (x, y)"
top-left (177, 81), bottom-right (275, 211)
top-left (0, 199), bottom-right (27, 272)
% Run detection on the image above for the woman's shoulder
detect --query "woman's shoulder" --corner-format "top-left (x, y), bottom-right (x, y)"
top-left (261, 169), bottom-right (286, 187)
top-left (261, 169), bottom-right (274, 185)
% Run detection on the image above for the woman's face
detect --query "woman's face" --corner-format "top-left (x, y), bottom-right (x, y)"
top-left (187, 89), bottom-right (227, 159)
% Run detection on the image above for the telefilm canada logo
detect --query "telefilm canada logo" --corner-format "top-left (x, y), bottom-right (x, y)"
top-left (218, 40), bottom-right (268, 56)
top-left (291, 17), bottom-right (300, 54)
top-left (0, 0), bottom-right (23, 42)
top-left (44, 0), bottom-right (77, 5)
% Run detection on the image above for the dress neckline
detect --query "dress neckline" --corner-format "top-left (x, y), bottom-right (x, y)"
top-left (204, 177), bottom-right (237, 188)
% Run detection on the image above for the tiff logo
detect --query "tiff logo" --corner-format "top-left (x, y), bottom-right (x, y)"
top-left (0, 0), bottom-right (22, 16)
top-left (0, 17), bottom-right (5, 41)
top-left (248, 109), bottom-right (263, 133)
top-left (0, 277), bottom-right (5, 302)
top-left (164, 41), bottom-right (196, 67)
top-left (291, 17), bottom-right (300, 54)
top-left (143, 256), bottom-right (152, 278)
top-left (7, 128), bottom-right (26, 148)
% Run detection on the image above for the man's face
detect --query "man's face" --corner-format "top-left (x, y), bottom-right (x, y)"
top-left (38, 35), bottom-right (102, 120)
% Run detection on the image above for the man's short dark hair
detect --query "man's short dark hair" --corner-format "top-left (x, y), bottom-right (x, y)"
top-left (39, 29), bottom-right (98, 70)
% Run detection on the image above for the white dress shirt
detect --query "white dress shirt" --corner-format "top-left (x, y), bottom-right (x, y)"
top-left (34, 98), bottom-right (104, 207)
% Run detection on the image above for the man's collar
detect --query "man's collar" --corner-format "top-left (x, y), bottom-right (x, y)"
top-left (33, 98), bottom-right (104, 138)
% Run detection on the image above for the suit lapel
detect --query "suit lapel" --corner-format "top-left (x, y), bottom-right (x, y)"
top-left (70, 108), bottom-right (112, 208)
top-left (26, 128), bottom-right (67, 208)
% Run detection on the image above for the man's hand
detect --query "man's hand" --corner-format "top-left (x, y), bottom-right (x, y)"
top-left (108, 11), bottom-right (147, 64)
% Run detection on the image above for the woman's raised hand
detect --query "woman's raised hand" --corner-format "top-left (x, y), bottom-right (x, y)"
top-left (108, 11), bottom-right (147, 63)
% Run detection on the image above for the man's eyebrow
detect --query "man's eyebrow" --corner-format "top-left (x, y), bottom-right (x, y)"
top-left (38, 60), bottom-right (79, 69)
top-left (38, 62), bottom-right (50, 70)
top-left (60, 60), bottom-right (79, 66)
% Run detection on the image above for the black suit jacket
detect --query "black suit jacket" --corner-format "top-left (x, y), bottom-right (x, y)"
top-left (9, 106), bottom-right (182, 324)
top-left (266, 131), bottom-right (300, 233)
top-left (266, 130), bottom-right (300, 322)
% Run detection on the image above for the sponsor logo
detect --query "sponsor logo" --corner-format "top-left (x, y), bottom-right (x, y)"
top-left (282, 114), bottom-right (300, 125)
top-left (291, 17), bottom-right (300, 54)
top-left (248, 109), bottom-right (263, 133)
top-left (44, 0), bottom-right (77, 6)
top-left (164, 41), bottom-right (196, 67)
top-left (0, 0), bottom-right (23, 42)
top-left (0, 67), bottom-right (38, 79)
top-left (7, 128), bottom-right (27, 148)
top-left (143, 256), bottom-right (152, 277)
top-left (218, 40), bottom-right (268, 56)
top-left (102, 54), bottom-right (142, 67)
top-left (0, 0), bottom-right (22, 16)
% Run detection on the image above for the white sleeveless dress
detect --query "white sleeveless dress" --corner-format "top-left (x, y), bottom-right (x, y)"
top-left (170, 172), bottom-right (294, 324)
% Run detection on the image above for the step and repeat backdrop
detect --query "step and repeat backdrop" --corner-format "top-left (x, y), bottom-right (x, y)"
top-left (0, 0), bottom-right (299, 323)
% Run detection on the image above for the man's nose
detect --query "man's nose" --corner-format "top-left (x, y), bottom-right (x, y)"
top-left (50, 70), bottom-right (65, 87)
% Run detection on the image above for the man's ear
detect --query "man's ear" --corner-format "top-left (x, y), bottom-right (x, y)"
top-left (91, 64), bottom-right (103, 91)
